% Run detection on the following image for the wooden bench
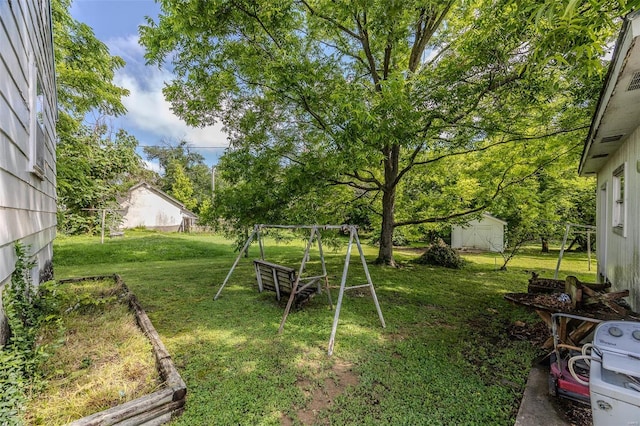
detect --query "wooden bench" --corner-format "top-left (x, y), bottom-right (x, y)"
top-left (253, 259), bottom-right (319, 306)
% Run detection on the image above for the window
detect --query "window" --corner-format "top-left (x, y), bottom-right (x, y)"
top-left (29, 55), bottom-right (46, 178)
top-left (612, 164), bottom-right (626, 235)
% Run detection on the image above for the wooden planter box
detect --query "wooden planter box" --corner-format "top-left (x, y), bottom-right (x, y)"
top-left (59, 275), bottom-right (187, 426)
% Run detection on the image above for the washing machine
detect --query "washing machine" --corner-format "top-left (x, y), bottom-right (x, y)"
top-left (590, 320), bottom-right (640, 425)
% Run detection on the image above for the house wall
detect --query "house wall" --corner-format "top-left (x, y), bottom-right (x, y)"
top-left (0, 0), bottom-right (58, 342)
top-left (451, 217), bottom-right (504, 252)
top-left (121, 186), bottom-right (185, 231)
top-left (596, 124), bottom-right (640, 311)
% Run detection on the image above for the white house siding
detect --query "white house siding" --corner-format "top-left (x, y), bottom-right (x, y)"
top-left (121, 186), bottom-right (187, 232)
top-left (596, 124), bottom-right (640, 311)
top-left (1, 0), bottom-right (57, 341)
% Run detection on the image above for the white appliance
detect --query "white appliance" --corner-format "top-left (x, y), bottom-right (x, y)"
top-left (590, 320), bottom-right (640, 426)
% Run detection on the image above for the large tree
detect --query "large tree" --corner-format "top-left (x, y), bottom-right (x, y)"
top-left (52, 0), bottom-right (128, 137)
top-left (143, 140), bottom-right (212, 213)
top-left (57, 124), bottom-right (144, 234)
top-left (53, 0), bottom-right (146, 233)
top-left (141, 0), bottom-right (628, 265)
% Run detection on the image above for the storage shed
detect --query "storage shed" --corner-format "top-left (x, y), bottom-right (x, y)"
top-left (451, 213), bottom-right (507, 252)
top-left (120, 183), bottom-right (198, 232)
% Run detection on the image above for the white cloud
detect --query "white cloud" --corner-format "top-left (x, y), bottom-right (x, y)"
top-left (106, 34), bottom-right (145, 66)
top-left (143, 160), bottom-right (162, 173)
top-left (107, 35), bottom-right (229, 149)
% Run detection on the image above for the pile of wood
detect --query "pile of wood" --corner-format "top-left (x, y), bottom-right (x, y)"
top-left (562, 276), bottom-right (630, 315)
top-left (527, 272), bottom-right (630, 316)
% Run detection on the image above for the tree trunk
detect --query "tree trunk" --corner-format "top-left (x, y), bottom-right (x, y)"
top-left (377, 187), bottom-right (397, 266)
top-left (376, 145), bottom-right (399, 266)
top-left (541, 237), bottom-right (549, 253)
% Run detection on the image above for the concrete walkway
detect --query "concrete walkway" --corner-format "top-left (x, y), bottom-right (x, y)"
top-left (515, 364), bottom-right (570, 426)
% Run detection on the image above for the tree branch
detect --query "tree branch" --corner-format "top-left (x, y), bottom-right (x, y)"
top-left (395, 140), bottom-right (585, 227)
top-left (299, 0), bottom-right (362, 40)
top-left (328, 179), bottom-right (379, 192)
top-left (345, 170), bottom-right (383, 188)
top-left (408, 3), bottom-right (453, 72)
top-left (355, 11), bottom-right (381, 90)
top-left (413, 125), bottom-right (589, 167)
top-left (393, 142), bottom-right (425, 187)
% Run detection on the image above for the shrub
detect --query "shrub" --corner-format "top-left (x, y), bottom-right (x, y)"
top-left (415, 239), bottom-right (464, 269)
top-left (0, 243), bottom-right (59, 424)
top-left (371, 229), bottom-right (409, 247)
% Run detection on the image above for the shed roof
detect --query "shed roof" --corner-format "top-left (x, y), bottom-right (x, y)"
top-left (126, 182), bottom-right (198, 218)
top-left (480, 212), bottom-right (507, 226)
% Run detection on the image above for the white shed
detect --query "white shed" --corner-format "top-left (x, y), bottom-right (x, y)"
top-left (451, 213), bottom-right (507, 252)
top-left (1, 0), bottom-right (58, 343)
top-left (579, 11), bottom-right (640, 311)
top-left (120, 183), bottom-right (198, 232)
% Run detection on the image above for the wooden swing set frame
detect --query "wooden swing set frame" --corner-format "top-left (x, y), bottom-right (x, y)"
top-left (214, 224), bottom-right (386, 355)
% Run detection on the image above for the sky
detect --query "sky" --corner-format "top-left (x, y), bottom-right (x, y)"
top-left (69, 0), bottom-right (229, 169)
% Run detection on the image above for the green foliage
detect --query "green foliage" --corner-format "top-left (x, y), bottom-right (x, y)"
top-left (52, 0), bottom-right (128, 137)
top-left (53, 0), bottom-right (144, 236)
top-left (0, 349), bottom-right (27, 425)
top-left (57, 125), bottom-right (145, 235)
top-left (197, 198), bottom-right (216, 228)
top-left (167, 160), bottom-right (198, 211)
top-left (0, 244), bottom-right (59, 424)
top-left (4, 243), bottom-right (38, 357)
top-left (414, 239), bottom-right (465, 269)
top-left (144, 141), bottom-right (212, 215)
top-left (140, 0), bottom-right (621, 264)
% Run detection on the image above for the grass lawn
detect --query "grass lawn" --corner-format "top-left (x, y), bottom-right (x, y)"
top-left (52, 230), bottom-right (597, 425)
top-left (27, 278), bottom-right (159, 424)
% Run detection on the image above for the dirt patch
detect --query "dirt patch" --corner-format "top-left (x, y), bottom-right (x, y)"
top-left (553, 398), bottom-right (592, 426)
top-left (283, 360), bottom-right (359, 425)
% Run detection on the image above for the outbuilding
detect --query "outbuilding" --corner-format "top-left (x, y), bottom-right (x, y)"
top-left (120, 183), bottom-right (198, 232)
top-left (451, 213), bottom-right (507, 252)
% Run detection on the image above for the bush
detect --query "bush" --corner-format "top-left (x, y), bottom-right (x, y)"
top-left (371, 229), bottom-right (409, 247)
top-left (415, 239), bottom-right (464, 269)
top-left (0, 243), bottom-right (58, 424)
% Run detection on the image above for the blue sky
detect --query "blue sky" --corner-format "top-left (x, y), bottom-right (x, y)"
top-left (70, 0), bottom-right (229, 168)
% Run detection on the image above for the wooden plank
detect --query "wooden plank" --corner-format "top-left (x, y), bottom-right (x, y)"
top-left (62, 276), bottom-right (186, 425)
top-left (127, 291), bottom-right (186, 395)
top-left (565, 276), bottom-right (582, 309)
top-left (254, 262), bottom-right (263, 292)
top-left (118, 401), bottom-right (184, 426)
top-left (254, 259), bottom-right (295, 273)
top-left (253, 259), bottom-right (317, 306)
top-left (568, 321), bottom-right (598, 346)
top-left (67, 388), bottom-right (175, 426)
top-left (271, 267), bottom-right (281, 300)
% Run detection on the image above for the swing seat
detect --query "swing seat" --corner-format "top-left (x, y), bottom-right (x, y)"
top-left (253, 259), bottom-right (317, 306)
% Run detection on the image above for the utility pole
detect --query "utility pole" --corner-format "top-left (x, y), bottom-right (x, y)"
top-left (211, 166), bottom-right (216, 195)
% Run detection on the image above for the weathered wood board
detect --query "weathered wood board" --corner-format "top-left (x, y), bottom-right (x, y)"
top-left (61, 275), bottom-right (187, 426)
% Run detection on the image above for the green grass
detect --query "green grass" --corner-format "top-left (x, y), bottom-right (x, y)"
top-left (27, 278), bottom-right (159, 425)
top-left (52, 230), bottom-right (597, 425)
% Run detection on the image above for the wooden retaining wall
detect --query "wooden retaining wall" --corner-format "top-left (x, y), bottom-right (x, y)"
top-left (60, 275), bottom-right (187, 426)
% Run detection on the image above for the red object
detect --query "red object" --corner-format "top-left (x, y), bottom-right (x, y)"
top-left (550, 359), bottom-right (590, 398)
